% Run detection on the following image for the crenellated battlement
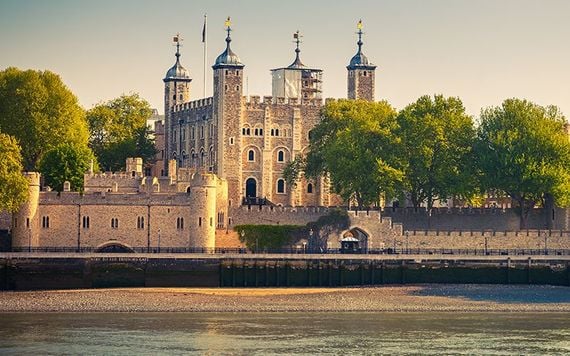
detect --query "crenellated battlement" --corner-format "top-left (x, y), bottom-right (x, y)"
top-left (383, 207), bottom-right (511, 215)
top-left (235, 205), bottom-right (331, 214)
top-left (244, 95), bottom-right (323, 110)
top-left (38, 191), bottom-right (196, 206)
top-left (405, 229), bottom-right (570, 238)
top-left (172, 97), bottom-right (214, 113)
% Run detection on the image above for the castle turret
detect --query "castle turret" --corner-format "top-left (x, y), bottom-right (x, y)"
top-left (12, 172), bottom-right (41, 250)
top-left (212, 17), bottom-right (244, 206)
top-left (164, 34), bottom-right (192, 173)
top-left (347, 20), bottom-right (376, 101)
top-left (189, 172), bottom-right (220, 249)
top-left (271, 31), bottom-right (322, 101)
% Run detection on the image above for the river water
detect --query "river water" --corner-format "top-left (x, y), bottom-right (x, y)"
top-left (1, 312), bottom-right (569, 355)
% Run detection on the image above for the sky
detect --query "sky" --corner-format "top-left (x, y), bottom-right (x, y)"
top-left (1, 0), bottom-right (569, 117)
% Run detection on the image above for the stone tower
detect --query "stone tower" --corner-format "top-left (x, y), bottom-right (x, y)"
top-left (212, 18), bottom-right (244, 206)
top-left (347, 20), bottom-right (376, 101)
top-left (271, 31), bottom-right (323, 101)
top-left (12, 172), bottom-right (41, 250)
top-left (163, 34), bottom-right (192, 172)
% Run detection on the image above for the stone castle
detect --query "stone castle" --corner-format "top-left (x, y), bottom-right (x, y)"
top-left (161, 21), bottom-right (375, 207)
top-left (6, 20), bottom-right (570, 253)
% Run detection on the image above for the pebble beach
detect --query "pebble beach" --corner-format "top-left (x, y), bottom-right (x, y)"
top-left (1, 284), bottom-right (569, 313)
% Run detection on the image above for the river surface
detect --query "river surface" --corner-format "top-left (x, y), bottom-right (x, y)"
top-left (1, 312), bottom-right (569, 355)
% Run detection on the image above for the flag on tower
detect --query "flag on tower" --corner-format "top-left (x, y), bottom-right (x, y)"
top-left (293, 32), bottom-right (298, 39)
top-left (202, 15), bottom-right (207, 43)
top-left (173, 35), bottom-right (179, 42)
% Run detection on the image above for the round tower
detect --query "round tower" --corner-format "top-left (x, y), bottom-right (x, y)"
top-left (189, 172), bottom-right (218, 249)
top-left (12, 172), bottom-right (41, 250)
top-left (164, 33), bottom-right (192, 174)
top-left (347, 20), bottom-right (377, 101)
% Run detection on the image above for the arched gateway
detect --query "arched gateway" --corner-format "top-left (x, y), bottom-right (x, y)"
top-left (94, 241), bottom-right (135, 253)
top-left (340, 228), bottom-right (370, 253)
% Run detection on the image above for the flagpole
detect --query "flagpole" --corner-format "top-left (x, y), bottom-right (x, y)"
top-left (203, 14), bottom-right (207, 98)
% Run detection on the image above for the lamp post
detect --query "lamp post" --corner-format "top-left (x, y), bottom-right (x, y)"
top-left (405, 231), bottom-right (409, 254)
top-left (544, 235), bottom-right (548, 255)
top-left (309, 228), bottom-right (314, 253)
top-left (158, 228), bottom-right (161, 253)
top-left (240, 230), bottom-right (245, 253)
top-left (484, 236), bottom-right (488, 255)
top-left (28, 228), bottom-right (31, 253)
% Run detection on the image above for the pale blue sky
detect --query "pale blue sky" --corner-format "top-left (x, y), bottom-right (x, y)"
top-left (1, 0), bottom-right (569, 117)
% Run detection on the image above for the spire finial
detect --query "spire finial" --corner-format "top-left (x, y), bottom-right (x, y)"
top-left (356, 20), bottom-right (363, 53)
top-left (173, 33), bottom-right (183, 61)
top-left (293, 30), bottom-right (302, 59)
top-left (224, 16), bottom-right (232, 47)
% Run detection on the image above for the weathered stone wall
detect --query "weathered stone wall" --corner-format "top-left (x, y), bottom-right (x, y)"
top-left (12, 173), bottom-right (40, 249)
top-left (347, 68), bottom-right (375, 101)
top-left (229, 205), bottom-right (330, 227)
top-left (12, 173), bottom-right (227, 250)
top-left (389, 230), bottom-right (570, 251)
top-left (382, 207), bottom-right (569, 231)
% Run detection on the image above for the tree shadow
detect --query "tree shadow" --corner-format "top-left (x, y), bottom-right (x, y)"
top-left (409, 284), bottom-right (570, 304)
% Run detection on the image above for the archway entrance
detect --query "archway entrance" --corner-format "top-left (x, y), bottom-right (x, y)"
top-left (95, 241), bottom-right (135, 253)
top-left (340, 228), bottom-right (369, 253)
top-left (245, 178), bottom-right (257, 198)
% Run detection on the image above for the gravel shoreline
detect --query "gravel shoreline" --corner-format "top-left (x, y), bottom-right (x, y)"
top-left (1, 284), bottom-right (569, 313)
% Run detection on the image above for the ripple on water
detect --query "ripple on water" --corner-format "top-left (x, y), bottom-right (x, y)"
top-left (0, 312), bottom-right (569, 355)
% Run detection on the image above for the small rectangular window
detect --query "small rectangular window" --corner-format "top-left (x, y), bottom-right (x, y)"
top-left (82, 216), bottom-right (90, 229)
top-left (42, 216), bottom-right (50, 229)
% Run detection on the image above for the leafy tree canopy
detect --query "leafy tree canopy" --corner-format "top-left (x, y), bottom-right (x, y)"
top-left (39, 143), bottom-right (96, 192)
top-left (87, 93), bottom-right (156, 172)
top-left (0, 133), bottom-right (29, 212)
top-left (475, 98), bottom-right (570, 228)
top-left (0, 67), bottom-right (89, 170)
top-left (286, 99), bottom-right (403, 208)
top-left (396, 95), bottom-right (477, 210)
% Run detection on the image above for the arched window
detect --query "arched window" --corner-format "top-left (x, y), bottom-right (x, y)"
top-left (308, 130), bottom-right (313, 140)
top-left (176, 217), bottom-right (184, 230)
top-left (277, 150), bottom-right (284, 162)
top-left (248, 150), bottom-right (255, 161)
top-left (307, 183), bottom-right (313, 194)
top-left (277, 179), bottom-right (285, 194)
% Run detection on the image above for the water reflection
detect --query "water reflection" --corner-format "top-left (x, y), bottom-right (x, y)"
top-left (1, 313), bottom-right (569, 355)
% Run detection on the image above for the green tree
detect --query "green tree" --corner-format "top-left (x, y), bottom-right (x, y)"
top-left (475, 99), bottom-right (570, 229)
top-left (0, 133), bottom-right (29, 212)
top-left (39, 143), bottom-right (96, 192)
top-left (0, 67), bottom-right (89, 170)
top-left (286, 99), bottom-right (403, 208)
top-left (86, 94), bottom-right (156, 171)
top-left (396, 95), bottom-right (476, 210)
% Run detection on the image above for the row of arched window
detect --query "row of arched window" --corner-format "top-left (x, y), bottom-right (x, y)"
top-left (241, 125), bottom-right (293, 138)
top-left (247, 149), bottom-right (287, 163)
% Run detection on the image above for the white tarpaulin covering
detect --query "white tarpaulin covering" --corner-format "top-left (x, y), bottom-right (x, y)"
top-left (272, 69), bottom-right (301, 99)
